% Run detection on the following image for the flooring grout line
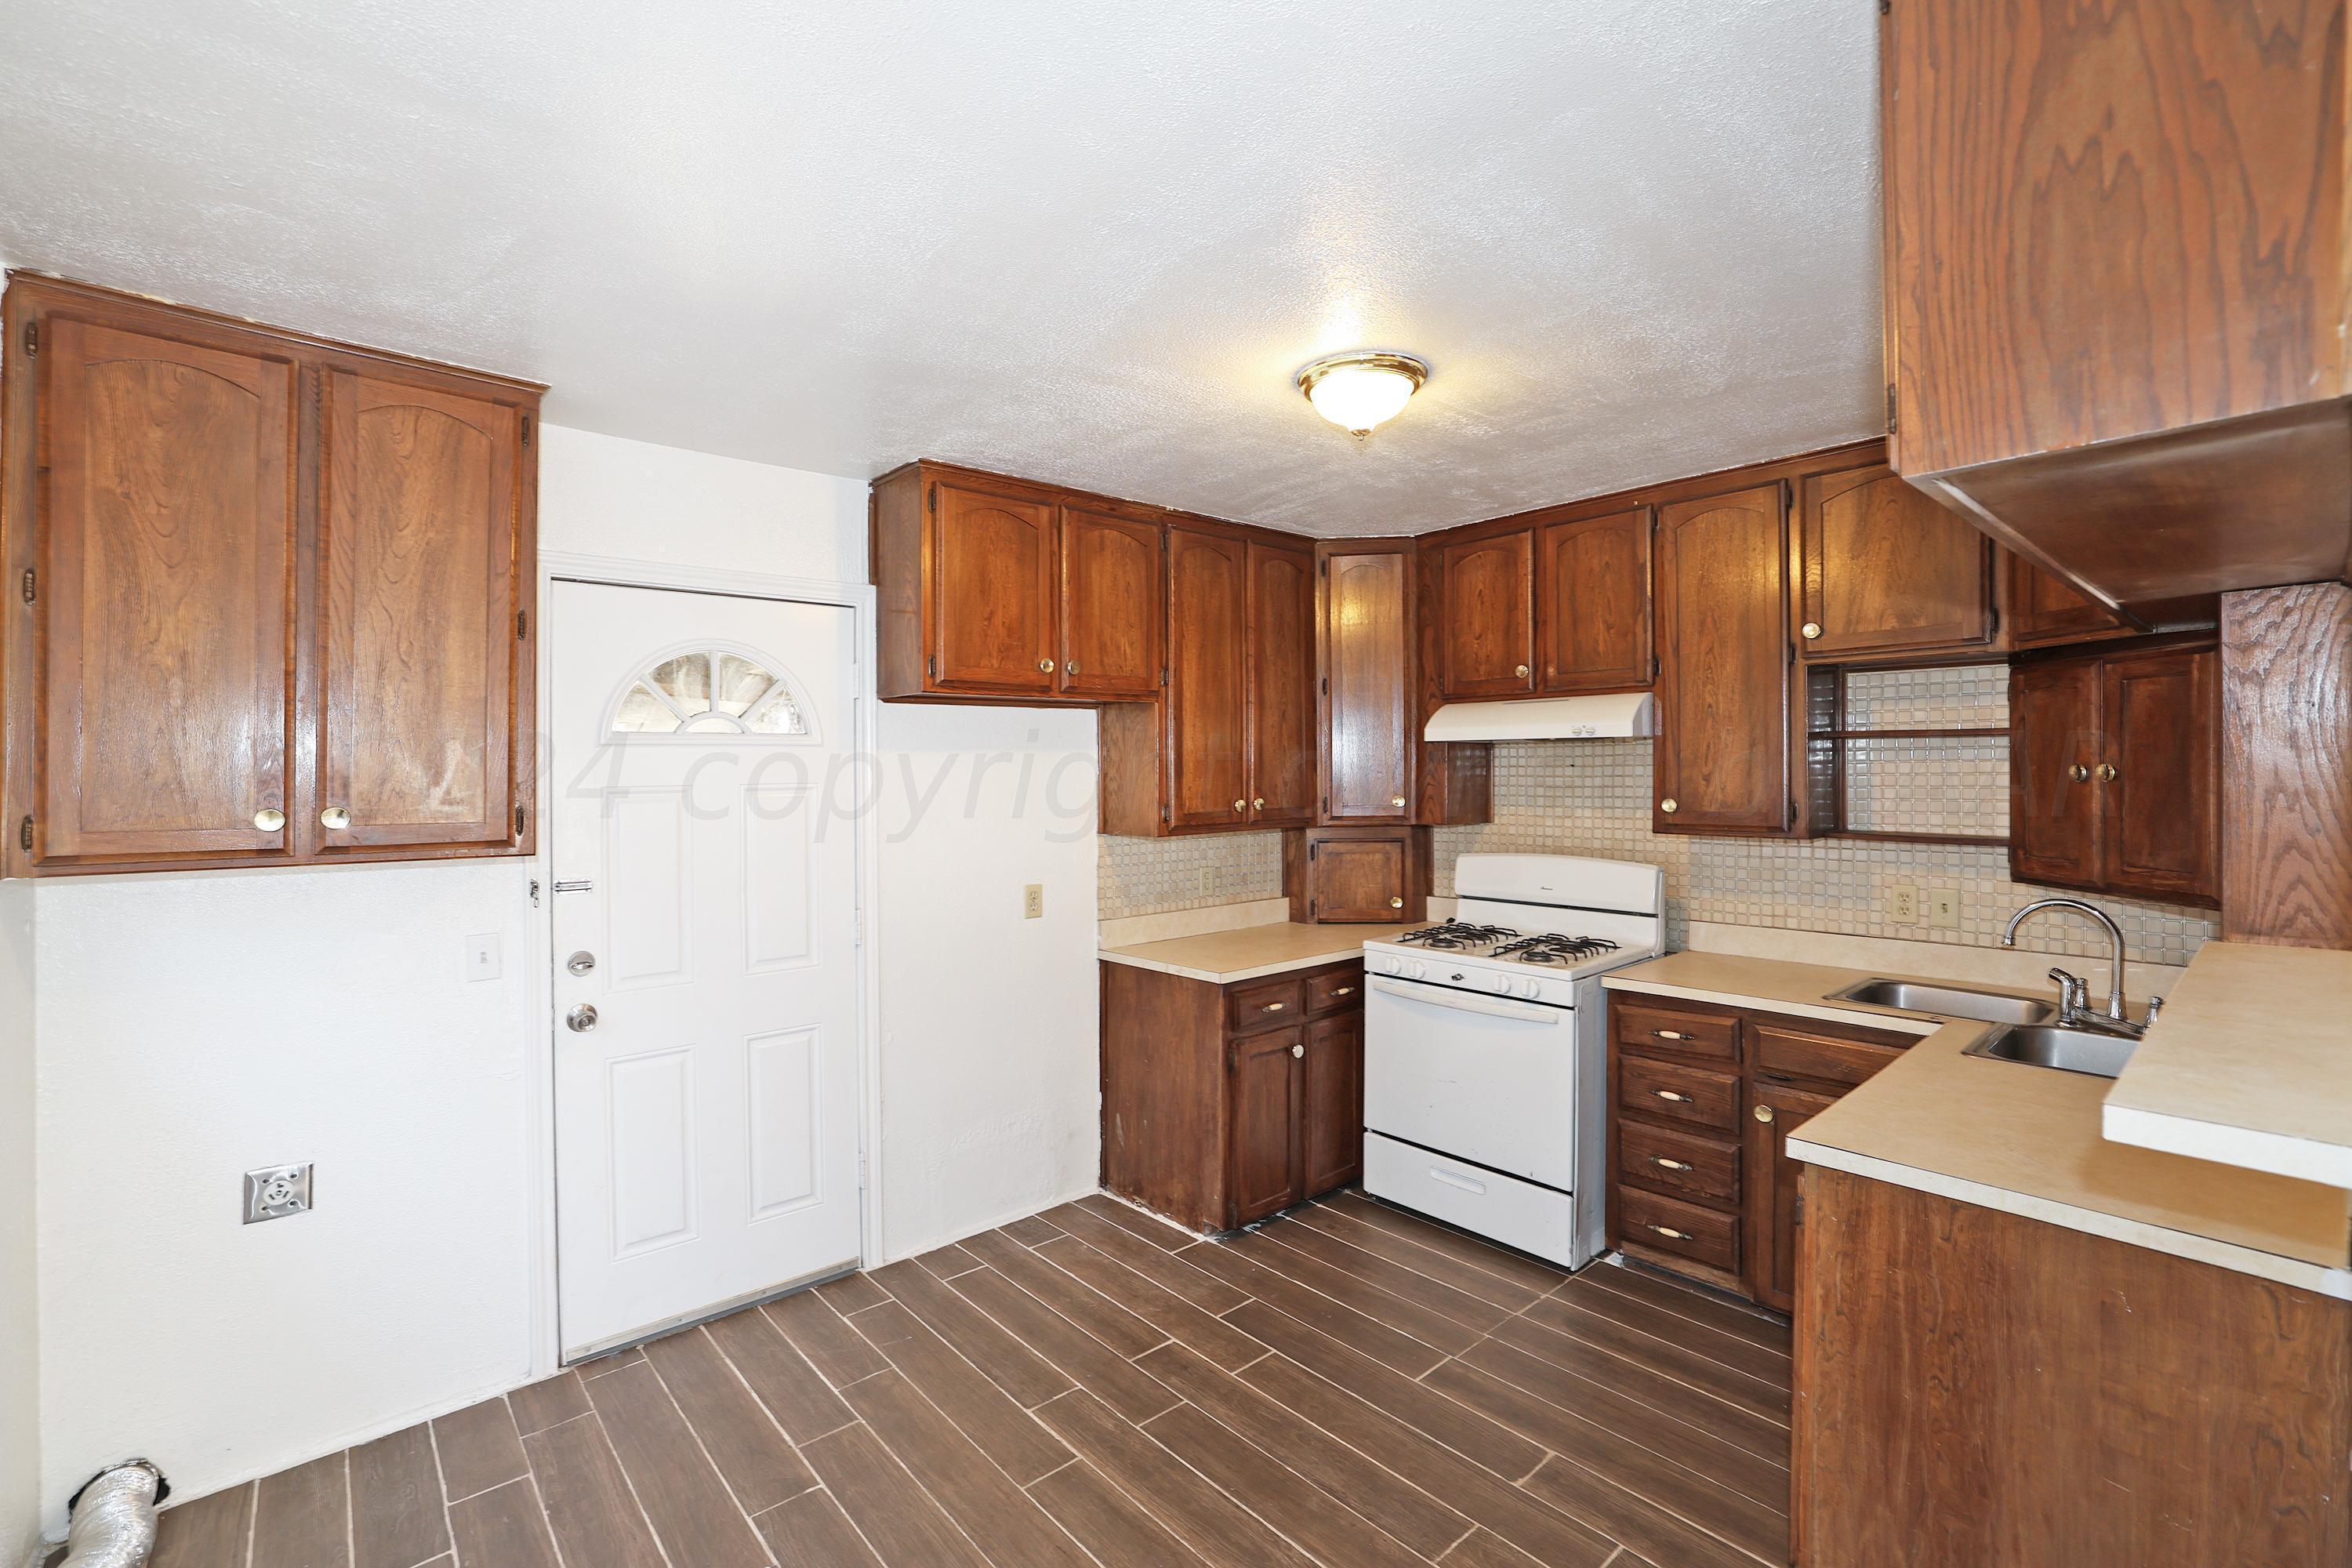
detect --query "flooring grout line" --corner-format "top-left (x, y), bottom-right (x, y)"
top-left (631, 1329), bottom-right (789, 1563)
top-left (426, 1408), bottom-right (459, 1568)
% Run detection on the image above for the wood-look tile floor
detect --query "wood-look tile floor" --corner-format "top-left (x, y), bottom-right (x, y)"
top-left (132, 1190), bottom-right (1792, 1568)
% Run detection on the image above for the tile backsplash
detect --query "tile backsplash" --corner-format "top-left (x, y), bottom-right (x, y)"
top-left (1098, 665), bottom-right (2219, 968)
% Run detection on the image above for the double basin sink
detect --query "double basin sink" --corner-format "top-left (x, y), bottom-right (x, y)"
top-left (1824, 978), bottom-right (2138, 1079)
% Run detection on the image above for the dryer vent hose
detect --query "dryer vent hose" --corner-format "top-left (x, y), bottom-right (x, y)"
top-left (59, 1460), bottom-right (166, 1568)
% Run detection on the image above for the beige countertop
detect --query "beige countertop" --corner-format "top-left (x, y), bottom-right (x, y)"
top-left (2101, 942), bottom-right (2352, 1189)
top-left (1604, 951), bottom-right (2352, 1298)
top-left (1098, 922), bottom-right (1409, 984)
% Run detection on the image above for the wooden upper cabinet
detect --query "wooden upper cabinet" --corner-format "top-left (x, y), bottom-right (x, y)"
top-left (316, 368), bottom-right (526, 855)
top-left (2003, 553), bottom-right (2139, 650)
top-left (1795, 464), bottom-right (1993, 662)
top-left (1165, 526), bottom-right (1250, 829)
top-left (929, 481), bottom-right (1057, 695)
top-left (1246, 542), bottom-right (1316, 826)
top-left (1, 275), bottom-right (539, 877)
top-left (32, 313), bottom-right (299, 866)
top-left (1883, 0), bottom-right (2352, 609)
top-left (1653, 484), bottom-right (1798, 835)
top-left (1320, 546), bottom-right (1412, 822)
top-left (1536, 508), bottom-right (1652, 693)
top-left (2009, 641), bottom-right (2220, 908)
top-left (1057, 506), bottom-right (1160, 699)
top-left (1436, 529), bottom-right (1534, 698)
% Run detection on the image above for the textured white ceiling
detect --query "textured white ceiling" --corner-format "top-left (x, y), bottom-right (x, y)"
top-left (0, 1), bottom-right (1883, 535)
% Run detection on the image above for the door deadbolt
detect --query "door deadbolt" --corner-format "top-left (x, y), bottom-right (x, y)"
top-left (565, 1004), bottom-right (599, 1033)
top-left (565, 950), bottom-right (597, 976)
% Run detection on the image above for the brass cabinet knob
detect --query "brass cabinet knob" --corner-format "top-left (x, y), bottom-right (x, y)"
top-left (320, 806), bottom-right (351, 830)
top-left (1656, 1157), bottom-right (1693, 1171)
top-left (1233, 799), bottom-right (1247, 813)
top-left (1038, 659), bottom-right (1056, 673)
top-left (1290, 1043), bottom-right (1304, 1058)
top-left (1801, 622), bottom-right (1823, 639)
top-left (2068, 764), bottom-right (2090, 782)
top-left (565, 1004), bottom-right (599, 1033)
top-left (1655, 1089), bottom-right (1691, 1103)
top-left (1754, 1104), bottom-right (1775, 1123)
top-left (1253, 797), bottom-right (1265, 811)
top-left (1659, 798), bottom-right (1679, 815)
top-left (2096, 763), bottom-right (2118, 782)
top-left (1065, 661), bottom-right (1079, 676)
top-left (1391, 797), bottom-right (1407, 808)
top-left (1388, 897), bottom-right (1404, 909)
top-left (1515, 664), bottom-right (1530, 679)
top-left (1650, 1225), bottom-right (1687, 1240)
top-left (252, 808), bottom-right (285, 832)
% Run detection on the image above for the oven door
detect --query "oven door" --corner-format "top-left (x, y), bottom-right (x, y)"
top-left (1363, 973), bottom-right (1578, 1191)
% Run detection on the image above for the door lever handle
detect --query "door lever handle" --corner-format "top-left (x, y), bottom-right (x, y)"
top-left (553, 880), bottom-right (594, 894)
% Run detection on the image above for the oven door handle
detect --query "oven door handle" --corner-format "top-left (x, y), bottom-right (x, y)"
top-left (1369, 978), bottom-right (1563, 1025)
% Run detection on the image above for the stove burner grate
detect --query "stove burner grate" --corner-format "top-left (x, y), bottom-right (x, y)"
top-left (1492, 933), bottom-right (1624, 967)
top-left (1396, 919), bottom-right (1523, 950)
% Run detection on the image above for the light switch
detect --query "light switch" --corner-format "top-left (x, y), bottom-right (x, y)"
top-left (1023, 884), bottom-right (1044, 920)
top-left (465, 933), bottom-right (503, 982)
top-left (1927, 887), bottom-right (1959, 928)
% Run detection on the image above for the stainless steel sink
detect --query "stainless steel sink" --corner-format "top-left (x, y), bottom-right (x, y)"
top-left (1963, 1022), bottom-right (2139, 1079)
top-left (1824, 978), bottom-right (2056, 1025)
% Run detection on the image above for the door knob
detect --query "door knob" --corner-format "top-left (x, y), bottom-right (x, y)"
top-left (2095, 763), bottom-right (2118, 782)
top-left (320, 806), bottom-right (351, 830)
top-left (565, 950), bottom-right (597, 976)
top-left (1290, 1043), bottom-right (1304, 1058)
top-left (1801, 622), bottom-right (1822, 639)
top-left (1388, 897), bottom-right (1403, 909)
top-left (252, 808), bottom-right (285, 832)
top-left (2067, 764), bottom-right (2089, 782)
top-left (1659, 798), bottom-right (1679, 815)
top-left (565, 1004), bottom-right (599, 1033)
top-left (1754, 1104), bottom-right (1775, 1123)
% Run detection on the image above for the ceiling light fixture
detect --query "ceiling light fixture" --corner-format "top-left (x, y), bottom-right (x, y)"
top-left (1296, 350), bottom-right (1428, 439)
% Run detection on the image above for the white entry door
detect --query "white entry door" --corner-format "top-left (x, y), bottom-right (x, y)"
top-left (550, 579), bottom-right (863, 1358)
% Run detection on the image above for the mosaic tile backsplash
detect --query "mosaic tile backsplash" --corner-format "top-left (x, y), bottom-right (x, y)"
top-left (1099, 665), bottom-right (2218, 967)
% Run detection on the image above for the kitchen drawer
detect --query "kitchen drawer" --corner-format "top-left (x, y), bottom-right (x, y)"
top-left (1618, 1120), bottom-right (1740, 1207)
top-left (1619, 1185), bottom-right (1740, 1274)
top-left (1753, 1020), bottom-right (1909, 1087)
top-left (1227, 976), bottom-right (1305, 1034)
top-left (1305, 966), bottom-right (1365, 1016)
top-left (1617, 1054), bottom-right (1741, 1133)
top-left (1611, 998), bottom-right (1740, 1062)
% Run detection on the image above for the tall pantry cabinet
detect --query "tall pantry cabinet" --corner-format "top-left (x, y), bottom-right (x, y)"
top-left (1, 275), bottom-right (542, 876)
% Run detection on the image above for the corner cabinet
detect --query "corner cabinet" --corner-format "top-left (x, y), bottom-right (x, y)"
top-left (1, 275), bottom-right (539, 877)
top-left (1794, 463), bottom-right (1994, 663)
top-left (1101, 957), bottom-right (1365, 1231)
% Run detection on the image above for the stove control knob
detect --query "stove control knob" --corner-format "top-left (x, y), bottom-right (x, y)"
top-left (1518, 978), bottom-right (1543, 1000)
top-left (1482, 973), bottom-right (1511, 995)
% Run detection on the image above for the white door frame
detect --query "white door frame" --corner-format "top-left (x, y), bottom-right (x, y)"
top-left (526, 550), bottom-right (883, 1374)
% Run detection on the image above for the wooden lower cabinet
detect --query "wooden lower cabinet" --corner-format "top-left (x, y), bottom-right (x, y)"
top-left (1102, 957), bottom-right (1365, 1232)
top-left (1606, 990), bottom-right (1917, 1308)
top-left (1795, 1167), bottom-right (2352, 1566)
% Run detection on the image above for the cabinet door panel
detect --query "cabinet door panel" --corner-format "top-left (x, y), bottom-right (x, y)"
top-left (1166, 528), bottom-right (1249, 829)
top-left (931, 482), bottom-right (1055, 693)
top-left (1229, 1026), bottom-right (1303, 1225)
top-left (1323, 549), bottom-right (1411, 821)
top-left (1301, 1011), bottom-right (1363, 1199)
top-left (1744, 1081), bottom-right (1837, 1314)
top-left (1653, 485), bottom-right (1794, 833)
top-left (1537, 509), bottom-right (1652, 692)
top-left (1305, 837), bottom-right (1407, 922)
top-left (38, 316), bottom-right (297, 862)
top-left (2009, 659), bottom-right (2103, 889)
top-left (2100, 645), bottom-right (2220, 905)
top-left (1058, 506), bottom-right (1160, 698)
top-left (1437, 530), bottom-right (1534, 697)
top-left (1247, 542), bottom-right (1316, 826)
top-left (1797, 465), bottom-right (1992, 660)
top-left (318, 370), bottom-right (521, 852)
top-left (2004, 554), bottom-right (2136, 648)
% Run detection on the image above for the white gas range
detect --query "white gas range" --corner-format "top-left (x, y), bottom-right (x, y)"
top-left (1361, 853), bottom-right (1664, 1269)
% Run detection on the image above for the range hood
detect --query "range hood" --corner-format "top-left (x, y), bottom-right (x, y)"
top-left (1423, 692), bottom-right (1656, 742)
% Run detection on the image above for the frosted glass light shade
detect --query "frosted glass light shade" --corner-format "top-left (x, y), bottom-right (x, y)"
top-left (1297, 351), bottom-right (1428, 436)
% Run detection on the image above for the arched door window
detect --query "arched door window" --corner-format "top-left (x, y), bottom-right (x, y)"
top-left (603, 642), bottom-right (816, 741)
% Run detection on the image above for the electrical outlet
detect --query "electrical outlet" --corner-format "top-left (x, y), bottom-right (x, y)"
top-left (1198, 868), bottom-right (1213, 897)
top-left (1927, 886), bottom-right (1959, 928)
top-left (243, 1163), bottom-right (313, 1225)
top-left (464, 932), bottom-right (502, 982)
top-left (1887, 884), bottom-right (1920, 924)
top-left (1023, 883), bottom-right (1044, 920)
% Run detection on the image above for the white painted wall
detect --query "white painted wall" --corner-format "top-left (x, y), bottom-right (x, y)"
top-left (27, 423), bottom-right (1102, 1532)
top-left (0, 880), bottom-right (38, 1568)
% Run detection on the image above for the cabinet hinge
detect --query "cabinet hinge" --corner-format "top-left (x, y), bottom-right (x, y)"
top-left (516, 608), bottom-right (528, 640)
top-left (521, 415), bottom-right (532, 447)
top-left (1319, 558), bottom-right (1328, 577)
top-left (19, 322), bottom-right (34, 358)
top-left (1321, 795), bottom-right (1329, 816)
top-left (926, 654), bottom-right (938, 679)
top-left (17, 568), bottom-right (31, 605)
top-left (1885, 381), bottom-right (1898, 432)
top-left (16, 817), bottom-right (29, 852)
top-left (927, 483), bottom-right (938, 516)
top-left (1320, 675), bottom-right (1329, 695)
top-left (1309, 841), bottom-right (1319, 860)
top-left (1878, 0), bottom-right (1889, 15)
top-left (514, 805), bottom-right (527, 837)
top-left (1159, 666), bottom-right (1168, 688)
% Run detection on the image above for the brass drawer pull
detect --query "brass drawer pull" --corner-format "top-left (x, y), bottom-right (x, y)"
top-left (1649, 1225), bottom-right (1687, 1240)
top-left (1754, 1104), bottom-right (1775, 1123)
top-left (1653, 1029), bottom-right (1688, 1041)
top-left (1262, 1001), bottom-right (1286, 1012)
top-left (1654, 1089), bottom-right (1692, 1103)
top-left (1331, 986), bottom-right (1355, 997)
top-left (1654, 1157), bottom-right (1693, 1171)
